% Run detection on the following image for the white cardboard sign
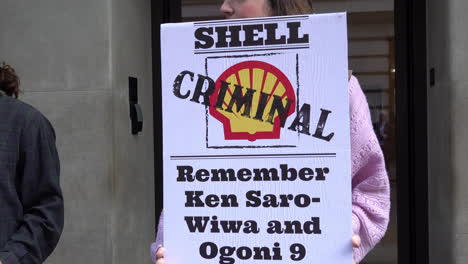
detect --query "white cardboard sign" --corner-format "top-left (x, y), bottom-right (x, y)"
top-left (161, 13), bottom-right (351, 264)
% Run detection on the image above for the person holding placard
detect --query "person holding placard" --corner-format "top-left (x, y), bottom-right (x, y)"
top-left (151, 1), bottom-right (390, 263)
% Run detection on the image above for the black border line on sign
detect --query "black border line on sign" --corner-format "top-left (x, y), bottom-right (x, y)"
top-left (170, 153), bottom-right (336, 160)
top-left (195, 46), bottom-right (309, 55)
top-left (193, 15), bottom-right (309, 26)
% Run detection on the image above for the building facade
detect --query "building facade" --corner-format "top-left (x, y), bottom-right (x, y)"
top-left (0, 0), bottom-right (467, 263)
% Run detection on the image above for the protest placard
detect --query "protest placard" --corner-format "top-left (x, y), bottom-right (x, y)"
top-left (161, 13), bottom-right (351, 264)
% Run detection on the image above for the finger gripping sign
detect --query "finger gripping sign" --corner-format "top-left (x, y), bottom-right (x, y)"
top-left (161, 13), bottom-right (351, 264)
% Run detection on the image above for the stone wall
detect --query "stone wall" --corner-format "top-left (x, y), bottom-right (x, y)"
top-left (0, 0), bottom-right (155, 263)
top-left (427, 0), bottom-right (468, 263)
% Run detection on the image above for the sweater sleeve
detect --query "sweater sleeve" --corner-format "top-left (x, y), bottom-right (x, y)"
top-left (348, 76), bottom-right (390, 263)
top-left (150, 210), bottom-right (164, 263)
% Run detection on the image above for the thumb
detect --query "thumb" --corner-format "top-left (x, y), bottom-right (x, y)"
top-left (352, 235), bottom-right (361, 248)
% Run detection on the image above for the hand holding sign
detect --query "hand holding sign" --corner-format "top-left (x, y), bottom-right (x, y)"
top-left (155, 248), bottom-right (165, 264)
top-left (352, 235), bottom-right (361, 248)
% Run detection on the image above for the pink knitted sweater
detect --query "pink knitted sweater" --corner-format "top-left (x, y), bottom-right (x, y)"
top-left (151, 76), bottom-right (390, 263)
top-left (348, 76), bottom-right (390, 262)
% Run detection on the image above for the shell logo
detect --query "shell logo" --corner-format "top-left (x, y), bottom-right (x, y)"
top-left (209, 61), bottom-right (296, 142)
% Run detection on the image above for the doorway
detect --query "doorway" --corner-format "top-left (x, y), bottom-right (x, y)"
top-left (152, 0), bottom-right (429, 263)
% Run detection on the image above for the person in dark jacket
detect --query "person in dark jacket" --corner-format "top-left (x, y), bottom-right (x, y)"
top-left (0, 63), bottom-right (64, 264)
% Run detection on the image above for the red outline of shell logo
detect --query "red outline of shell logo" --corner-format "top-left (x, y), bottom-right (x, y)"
top-left (209, 60), bottom-right (296, 141)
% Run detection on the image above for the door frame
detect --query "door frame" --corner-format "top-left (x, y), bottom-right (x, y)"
top-left (151, 0), bottom-right (181, 223)
top-left (395, 0), bottom-right (429, 263)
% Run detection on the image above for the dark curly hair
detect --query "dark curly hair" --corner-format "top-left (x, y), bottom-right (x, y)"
top-left (267, 0), bottom-right (313, 16)
top-left (0, 63), bottom-right (20, 98)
